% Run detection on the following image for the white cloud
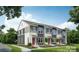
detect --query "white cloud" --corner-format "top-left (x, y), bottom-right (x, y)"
top-left (57, 22), bottom-right (77, 30)
top-left (3, 12), bottom-right (40, 33)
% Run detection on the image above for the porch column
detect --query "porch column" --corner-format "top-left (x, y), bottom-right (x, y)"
top-left (48, 38), bottom-right (51, 46)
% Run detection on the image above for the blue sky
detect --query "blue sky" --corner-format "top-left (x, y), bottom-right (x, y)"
top-left (22, 6), bottom-right (72, 25)
top-left (0, 6), bottom-right (71, 26)
top-left (0, 6), bottom-right (76, 33)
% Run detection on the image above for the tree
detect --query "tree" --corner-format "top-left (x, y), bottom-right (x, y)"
top-left (68, 6), bottom-right (79, 31)
top-left (67, 29), bottom-right (79, 44)
top-left (0, 6), bottom-right (22, 19)
top-left (68, 6), bottom-right (79, 44)
top-left (7, 28), bottom-right (16, 34)
top-left (5, 28), bottom-right (17, 44)
top-left (68, 6), bottom-right (79, 24)
top-left (0, 25), bottom-right (5, 34)
top-left (0, 25), bottom-right (5, 42)
top-left (0, 28), bottom-right (17, 44)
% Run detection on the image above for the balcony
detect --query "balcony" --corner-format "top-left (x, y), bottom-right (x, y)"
top-left (30, 26), bottom-right (37, 36)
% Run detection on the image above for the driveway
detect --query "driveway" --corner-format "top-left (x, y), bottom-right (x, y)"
top-left (0, 43), bottom-right (11, 52)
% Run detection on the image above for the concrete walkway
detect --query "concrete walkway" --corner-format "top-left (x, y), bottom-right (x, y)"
top-left (0, 43), bottom-right (11, 52)
top-left (12, 45), bottom-right (32, 52)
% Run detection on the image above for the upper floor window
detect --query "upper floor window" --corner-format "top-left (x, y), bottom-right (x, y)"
top-left (23, 28), bottom-right (25, 34)
top-left (38, 27), bottom-right (43, 31)
top-left (52, 28), bottom-right (57, 35)
top-left (50, 29), bottom-right (52, 33)
top-left (58, 29), bottom-right (61, 34)
top-left (62, 30), bottom-right (65, 36)
top-left (31, 26), bottom-right (37, 32)
top-left (46, 28), bottom-right (50, 33)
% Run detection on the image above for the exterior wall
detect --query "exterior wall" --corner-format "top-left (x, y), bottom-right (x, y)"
top-left (18, 21), bottom-right (29, 30)
top-left (17, 21), bottom-right (30, 45)
top-left (25, 33), bottom-right (30, 45)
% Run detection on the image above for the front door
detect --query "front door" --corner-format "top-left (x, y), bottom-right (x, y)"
top-left (32, 37), bottom-right (35, 46)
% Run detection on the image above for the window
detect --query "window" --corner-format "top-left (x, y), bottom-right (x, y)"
top-left (62, 30), bottom-right (65, 36)
top-left (52, 29), bottom-right (57, 35)
top-left (31, 26), bottom-right (36, 32)
top-left (50, 29), bottom-right (52, 33)
top-left (41, 31), bottom-right (43, 33)
top-left (51, 38), bottom-right (54, 42)
top-left (58, 29), bottom-right (61, 34)
top-left (23, 28), bottom-right (25, 34)
top-left (40, 38), bottom-right (42, 42)
top-left (53, 35), bottom-right (56, 38)
top-left (20, 30), bottom-right (21, 35)
top-left (38, 31), bottom-right (40, 33)
top-left (63, 36), bottom-right (65, 38)
top-left (46, 28), bottom-right (50, 33)
top-left (38, 34), bottom-right (44, 37)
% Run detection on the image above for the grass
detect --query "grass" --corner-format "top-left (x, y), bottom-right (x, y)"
top-left (8, 44), bottom-right (21, 52)
top-left (7, 44), bottom-right (79, 52)
top-left (74, 44), bottom-right (79, 52)
top-left (19, 45), bottom-right (37, 49)
top-left (31, 45), bottom-right (76, 52)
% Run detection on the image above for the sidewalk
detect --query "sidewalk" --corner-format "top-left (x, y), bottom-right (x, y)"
top-left (12, 45), bottom-right (32, 52)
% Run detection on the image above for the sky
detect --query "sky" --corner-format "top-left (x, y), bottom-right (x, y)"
top-left (0, 6), bottom-right (77, 33)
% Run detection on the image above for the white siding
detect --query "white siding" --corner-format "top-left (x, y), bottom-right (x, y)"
top-left (18, 21), bottom-right (29, 30)
top-left (25, 33), bottom-right (30, 45)
top-left (17, 20), bottom-right (30, 45)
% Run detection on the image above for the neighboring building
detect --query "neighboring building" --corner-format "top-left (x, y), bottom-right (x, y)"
top-left (17, 20), bottom-right (67, 47)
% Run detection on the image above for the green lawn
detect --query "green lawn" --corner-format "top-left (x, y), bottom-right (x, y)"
top-left (19, 45), bottom-right (37, 49)
top-left (74, 44), bottom-right (79, 52)
top-left (8, 44), bottom-right (21, 52)
top-left (31, 45), bottom-right (76, 52)
top-left (7, 44), bottom-right (79, 52)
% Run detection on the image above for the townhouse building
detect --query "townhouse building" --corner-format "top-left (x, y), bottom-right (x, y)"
top-left (17, 20), bottom-right (67, 47)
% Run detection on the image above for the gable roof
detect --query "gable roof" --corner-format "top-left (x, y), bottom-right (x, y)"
top-left (22, 20), bottom-right (65, 30)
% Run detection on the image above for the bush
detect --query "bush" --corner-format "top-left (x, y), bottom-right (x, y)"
top-left (27, 43), bottom-right (32, 46)
top-left (45, 38), bottom-right (48, 42)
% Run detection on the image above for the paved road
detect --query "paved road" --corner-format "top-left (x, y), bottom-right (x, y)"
top-left (0, 43), bottom-right (11, 52)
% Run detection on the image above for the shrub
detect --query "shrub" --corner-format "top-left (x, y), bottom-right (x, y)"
top-left (45, 38), bottom-right (48, 42)
top-left (27, 43), bottom-right (32, 46)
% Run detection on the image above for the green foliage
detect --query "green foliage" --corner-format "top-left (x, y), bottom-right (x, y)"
top-left (0, 6), bottom-right (22, 20)
top-left (68, 6), bottom-right (79, 24)
top-left (0, 28), bottom-right (17, 44)
top-left (74, 44), bottom-right (79, 52)
top-left (67, 29), bottom-right (79, 44)
top-left (5, 33), bottom-right (17, 44)
top-left (76, 25), bottom-right (79, 31)
top-left (45, 38), bottom-right (48, 42)
top-left (32, 46), bottom-right (76, 52)
top-left (5, 28), bottom-right (17, 44)
top-left (8, 44), bottom-right (21, 52)
top-left (27, 43), bottom-right (32, 46)
top-left (0, 34), bottom-right (6, 43)
top-left (68, 6), bottom-right (79, 31)
top-left (0, 25), bottom-right (5, 34)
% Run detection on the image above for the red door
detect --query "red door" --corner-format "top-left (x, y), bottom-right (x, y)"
top-left (32, 37), bottom-right (35, 47)
top-left (48, 38), bottom-right (50, 45)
